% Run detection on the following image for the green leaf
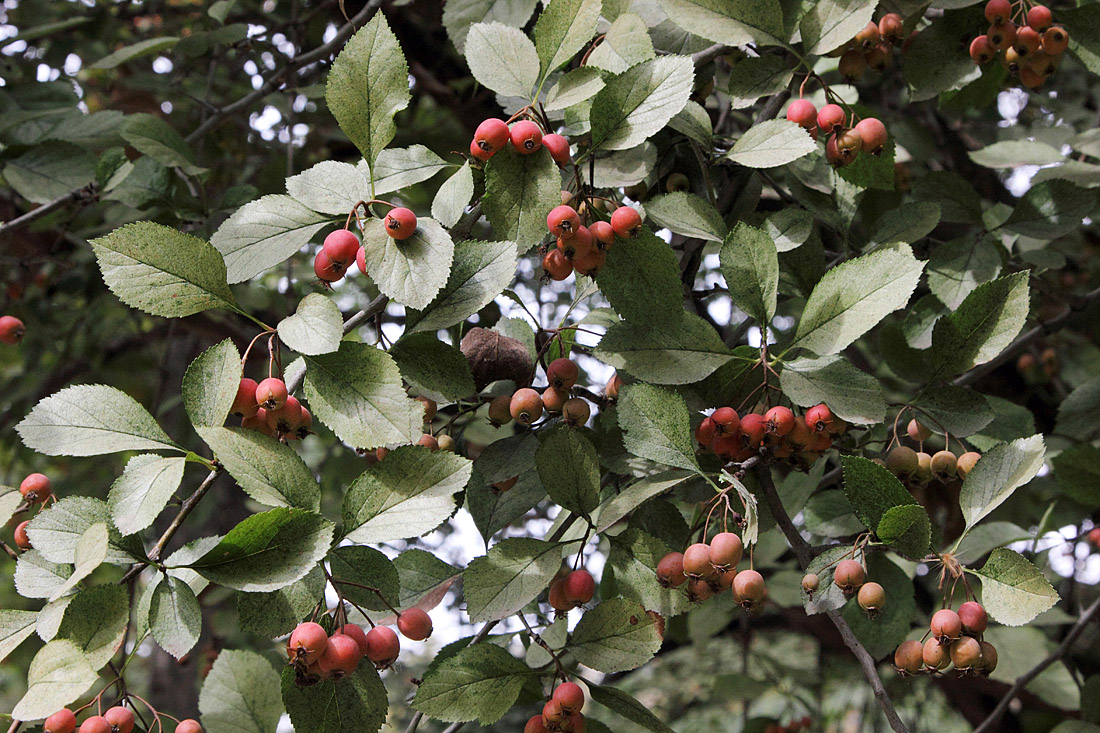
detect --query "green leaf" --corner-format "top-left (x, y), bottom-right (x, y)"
top-left (970, 140), bottom-right (1066, 168)
top-left (926, 236), bottom-right (1002, 310)
top-left (800, 0), bottom-right (877, 54)
top-left (463, 538), bottom-right (563, 622)
top-left (930, 271), bottom-right (1029, 378)
top-left (393, 548), bottom-right (460, 611)
top-left (536, 425), bottom-right (601, 517)
top-left (14, 550), bottom-right (72, 600)
top-left (959, 434), bottom-right (1045, 529)
top-left (443, 0), bottom-right (538, 53)
top-left (412, 643), bottom-right (531, 724)
top-left (281, 661), bottom-right (387, 733)
top-left (803, 490), bottom-right (863, 537)
top-left (876, 505), bottom-right (932, 560)
top-left (595, 312), bottom-right (732, 385)
top-left (468, 469), bottom-right (545, 542)
top-left (368, 145), bottom-right (451, 194)
top-left (617, 383), bottom-right (700, 473)
top-left (725, 119), bottom-right (817, 169)
top-left (302, 341), bottom-right (423, 449)
top-left (211, 195), bottom-right (330, 284)
top-left (780, 355), bottom-right (885, 425)
top-left (1053, 445), bottom-right (1100, 506)
top-left (149, 575), bottom-right (202, 659)
top-left (199, 649), bottom-right (285, 733)
top-left (645, 192), bottom-right (727, 242)
top-left (545, 66), bottom-right (607, 111)
top-left (570, 598), bottom-right (662, 674)
top-left (0, 610), bottom-right (39, 661)
top-left (836, 138), bottom-right (897, 191)
top-left (764, 207), bottom-right (813, 252)
top-left (55, 584), bottom-right (129, 670)
top-left (586, 13), bottom-right (655, 74)
top-left (342, 445), bottom-right (473, 543)
top-left (92, 221), bottom-right (238, 317)
top-left (11, 640), bottom-right (98, 721)
top-left (465, 21), bottom-right (540, 98)
top-left (197, 427), bottom-right (320, 511)
top-left (277, 293), bottom-right (343, 357)
top-left (475, 433), bottom-right (540, 485)
top-left (903, 14), bottom-right (982, 101)
top-left (720, 222), bottom-right (779, 324)
top-left (189, 508), bottom-right (334, 592)
top-left (121, 113), bottom-right (204, 175)
top-left (285, 161), bottom-right (371, 215)
top-left (26, 497), bottom-right (141, 566)
top-left (326, 12), bottom-right (410, 169)
top-left (482, 147), bottom-right (561, 250)
top-left (183, 339), bottom-right (242, 429)
top-left (596, 227), bottom-right (684, 323)
top-left (972, 548), bottom-right (1058, 626)
top-left (107, 454), bottom-right (186, 535)
top-left (432, 162), bottom-right (474, 228)
top-left (237, 566), bottom-right (325, 639)
top-left (91, 36), bottom-right (180, 68)
top-left (790, 243), bottom-right (924, 356)
top-left (535, 0), bottom-right (601, 75)
top-left (840, 456), bottom-right (917, 534)
top-left (910, 386), bottom-right (994, 437)
top-left (1002, 181), bottom-right (1099, 239)
top-left (653, 0), bottom-right (783, 47)
top-left (3, 143), bottom-right (95, 204)
top-left (590, 56), bottom-right (695, 152)
top-left (606, 528), bottom-right (691, 618)
top-left (589, 682), bottom-right (675, 733)
top-left (406, 240), bottom-right (517, 333)
top-left (728, 55), bottom-right (793, 109)
top-left (327, 545), bottom-right (400, 612)
top-left (1056, 378), bottom-right (1100, 443)
top-left (594, 470), bottom-right (694, 533)
top-left (669, 101), bottom-right (712, 145)
top-left (362, 216), bottom-right (455, 310)
top-left (868, 201), bottom-right (941, 247)
top-left (389, 332), bottom-right (477, 402)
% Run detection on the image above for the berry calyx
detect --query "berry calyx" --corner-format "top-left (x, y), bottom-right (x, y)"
top-left (542, 699), bottom-right (566, 727)
top-left (287, 621), bottom-right (329, 665)
top-left (0, 315), bottom-right (26, 344)
top-left (562, 397), bottom-right (590, 427)
top-left (682, 543), bottom-right (712, 578)
top-left (958, 601), bottom-right (988, 635)
top-left (397, 608), bottom-right (433, 641)
top-left (80, 717), bottom-right (112, 733)
top-left (610, 206), bottom-right (643, 238)
top-left (14, 520), bottom-right (31, 550)
top-left (657, 552), bottom-right (687, 588)
top-left (547, 357), bottom-right (579, 390)
top-left (854, 117), bottom-right (887, 154)
top-left (470, 138), bottom-right (492, 161)
top-left (950, 636), bottom-right (982, 669)
top-left (322, 229), bottom-right (360, 267)
top-left (104, 706), bottom-right (135, 733)
top-left (542, 133), bottom-right (571, 164)
top-left (857, 581), bottom-right (886, 616)
top-left (335, 624), bottom-right (370, 655)
top-left (231, 378), bottom-right (259, 418)
top-left (314, 250), bottom-right (347, 283)
top-left (1027, 5), bottom-right (1053, 31)
top-left (364, 625), bottom-right (400, 668)
top-left (833, 559), bottom-right (866, 594)
top-left (175, 720), bottom-right (203, 733)
top-left (20, 473), bottom-right (51, 504)
top-left (894, 640), bottom-right (923, 675)
top-left (45, 709), bottom-right (78, 733)
top-left (383, 207), bottom-right (417, 240)
top-left (474, 118), bottom-right (510, 155)
top-left (564, 569), bottom-right (596, 605)
top-left (511, 120), bottom-right (543, 154)
top-left (554, 681), bottom-right (585, 712)
top-left (801, 573), bottom-right (820, 595)
top-left (805, 404), bottom-right (833, 433)
top-left (817, 104), bottom-right (846, 134)
top-left (547, 205), bottom-right (581, 238)
top-left (732, 569), bottom-right (766, 609)
top-left (510, 388), bottom-right (544, 426)
top-left (256, 378), bottom-right (288, 411)
top-left (930, 608), bottom-right (963, 643)
top-left (709, 532), bottom-right (744, 569)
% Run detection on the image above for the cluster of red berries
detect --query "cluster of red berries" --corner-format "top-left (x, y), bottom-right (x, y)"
top-left (313, 210), bottom-right (415, 285)
top-left (547, 567), bottom-right (596, 613)
top-left (786, 101), bottom-right (888, 169)
top-left (833, 13), bottom-right (908, 80)
top-left (287, 610), bottom-right (432, 683)
top-left (469, 117), bottom-right (570, 165)
top-left (525, 681), bottom-right (587, 733)
top-left (0, 315), bottom-right (25, 344)
top-left (44, 706), bottom-right (201, 733)
top-left (894, 602), bottom-right (998, 676)
top-left (541, 203), bottom-right (642, 281)
top-left (656, 532), bottom-right (764, 607)
top-left (10, 472), bottom-right (54, 552)
top-left (764, 718), bottom-right (813, 733)
top-left (695, 403), bottom-right (844, 470)
top-left (881, 419), bottom-right (981, 488)
top-left (230, 377), bottom-right (312, 442)
top-left (805, 558), bottom-right (886, 618)
top-left (969, 2), bottom-right (1067, 89)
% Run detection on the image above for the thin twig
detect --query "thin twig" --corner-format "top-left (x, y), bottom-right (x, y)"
top-left (404, 712), bottom-right (424, 733)
top-left (691, 43), bottom-right (732, 66)
top-left (0, 184), bottom-right (95, 239)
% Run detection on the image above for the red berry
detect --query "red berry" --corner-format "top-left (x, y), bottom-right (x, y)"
top-left (739, 413), bottom-right (767, 448)
top-left (712, 433), bottom-right (741, 460)
top-left (564, 569), bottom-right (595, 605)
top-left (14, 520), bottom-right (31, 550)
top-left (970, 35), bottom-right (995, 63)
top-left (542, 386), bottom-right (567, 413)
top-left (104, 707), bottom-right (135, 733)
top-left (511, 120), bottom-right (543, 154)
top-left (695, 417), bottom-right (717, 448)
top-left (365, 625), bottom-right (400, 668)
top-left (318, 633), bottom-right (362, 678)
top-left (833, 559), bottom-right (866, 592)
top-left (417, 433), bottom-right (439, 450)
top-left (855, 20), bottom-right (881, 49)
top-left (44, 709), bottom-right (77, 733)
top-left (542, 699), bottom-right (566, 726)
top-left (557, 227), bottom-right (595, 262)
top-left (548, 578), bottom-right (572, 611)
top-left (322, 229), bottom-right (360, 267)
top-left (525, 716), bottom-right (550, 733)
top-left (383, 207), bottom-right (417, 240)
top-left (958, 601), bottom-right (988, 635)
top-left (1014, 25), bottom-right (1041, 55)
top-left (175, 720), bottom-right (203, 733)
top-left (709, 532), bottom-right (743, 568)
top-left (894, 640), bottom-right (923, 675)
top-left (854, 118), bottom-right (887, 154)
top-left (288, 622), bottom-right (329, 665)
top-left (571, 244), bottom-right (606, 277)
top-left (764, 406), bottom-right (795, 436)
top-left (817, 104), bottom-right (846, 134)
top-left (314, 249), bottom-right (347, 282)
top-left (711, 406), bottom-right (741, 435)
top-left (542, 133), bottom-right (571, 164)
top-left (474, 118), bottom-right (510, 154)
top-left (231, 378), bottom-right (259, 418)
top-left (589, 220), bottom-right (615, 250)
top-left (0, 315), bottom-right (25, 344)
top-left (656, 552), bottom-right (687, 588)
top-left (265, 395), bottom-right (304, 436)
top-left (547, 358), bottom-right (579, 390)
top-left (542, 249), bottom-right (573, 281)
top-left (857, 581), bottom-right (886, 614)
top-left (335, 624), bottom-right (370, 656)
top-left (930, 608), bottom-right (962, 642)
top-left (879, 13), bottom-right (904, 43)
top-left (1089, 527), bottom-right (1100, 548)
top-left (989, 22), bottom-right (1017, 52)
top-left (79, 717), bottom-right (111, 733)
top-left (470, 138), bottom-right (491, 161)
top-left (510, 388), bottom-right (544, 426)
top-left (397, 608), bottom-right (433, 641)
top-left (786, 99), bottom-right (817, 131)
top-left (547, 205), bottom-right (581, 237)
top-left (732, 569), bottom-right (766, 608)
top-left (255, 378), bottom-right (288, 410)
top-left (985, 0), bottom-right (1011, 24)
top-left (610, 206), bottom-right (642, 238)
top-left (20, 473), bottom-right (51, 503)
top-left (1042, 25), bottom-right (1068, 55)
top-left (241, 408), bottom-right (274, 436)
top-left (805, 404), bottom-right (832, 433)
top-left (356, 245), bottom-right (368, 275)
top-left (553, 681), bottom-right (585, 712)
top-left (682, 543), bottom-right (712, 578)
top-left (1027, 5), bottom-right (1053, 31)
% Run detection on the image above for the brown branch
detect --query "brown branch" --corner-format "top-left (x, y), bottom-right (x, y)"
top-left (0, 184), bottom-right (97, 240)
top-left (756, 465), bottom-right (910, 733)
top-left (691, 43), bottom-right (732, 67)
top-left (973, 595), bottom-right (1100, 733)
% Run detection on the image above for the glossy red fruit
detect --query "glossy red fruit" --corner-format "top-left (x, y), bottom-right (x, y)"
top-left (265, 395), bottom-right (304, 436)
top-left (474, 118), bottom-right (510, 155)
top-left (958, 601), bottom-right (988, 635)
top-left (547, 358), bottom-right (579, 390)
top-left (548, 578), bottom-right (572, 611)
top-left (732, 569), bottom-right (766, 608)
top-left (231, 378), bottom-right (259, 417)
top-left (711, 433), bottom-right (741, 460)
top-left (314, 250), bottom-right (347, 283)
top-left (288, 622), bottom-right (329, 665)
top-left (854, 118), bottom-right (887, 154)
top-left (817, 103), bottom-right (846, 134)
top-left (1014, 25), bottom-right (1042, 55)
top-left (470, 138), bottom-right (492, 161)
top-left (510, 388), bottom-right (544, 426)
top-left (542, 699), bottom-right (566, 726)
top-left (739, 413), bottom-right (767, 448)
top-left (103, 706), bottom-right (135, 733)
top-left (542, 133), bottom-right (571, 164)
top-left (0, 315), bottom-right (25, 344)
top-left (572, 245), bottom-right (606, 278)
top-left (709, 532), bottom-right (744, 568)
top-left (894, 640), bottom-right (923, 674)
top-left (175, 720), bottom-right (203, 733)
top-left (695, 417), bottom-right (717, 448)
top-left (365, 625), bottom-right (400, 668)
top-left (383, 207), bottom-right (417, 240)
top-left (930, 608), bottom-right (962, 643)
top-left (511, 120), bottom-right (543, 153)
top-left (322, 229), bottom-right (360, 267)
top-left (397, 608), bottom-right (433, 641)
top-left (764, 406), bottom-right (795, 437)
top-left (256, 378), bottom-right (288, 410)
top-left (879, 13), bottom-right (904, 43)
top-left (564, 569), bottom-right (596, 605)
top-left (559, 226), bottom-right (595, 261)
top-left (786, 99), bottom-right (817, 131)
top-left (711, 406), bottom-right (741, 435)
top-left (525, 715), bottom-right (551, 733)
top-left (80, 717), bottom-right (111, 733)
top-left (610, 206), bottom-right (643, 238)
top-left (547, 205), bottom-right (581, 237)
top-left (985, 0), bottom-right (1011, 24)
top-left (657, 552), bottom-right (687, 588)
top-left (554, 681), bottom-right (585, 712)
top-left (20, 473), bottom-right (51, 503)
top-left (682, 543), bottom-right (712, 578)
top-left (562, 398), bottom-right (590, 427)
top-left (44, 709), bottom-right (77, 733)
top-left (1042, 25), bottom-right (1068, 55)
top-left (804, 404), bottom-right (832, 433)
top-left (1027, 4), bottom-right (1053, 31)
top-left (335, 624), bottom-right (370, 656)
top-left (589, 220), bottom-right (615, 250)
top-left (542, 249), bottom-right (573, 281)
top-left (833, 559), bottom-right (866, 592)
top-left (14, 520), bottom-right (31, 550)
top-left (969, 34), bottom-right (995, 64)
top-left (241, 408), bottom-right (271, 435)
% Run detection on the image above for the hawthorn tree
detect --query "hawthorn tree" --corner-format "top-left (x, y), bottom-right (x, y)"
top-left (1, 0), bottom-right (1099, 732)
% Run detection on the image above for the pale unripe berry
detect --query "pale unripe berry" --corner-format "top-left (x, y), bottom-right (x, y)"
top-left (801, 573), bottom-right (819, 595)
top-left (857, 581), bottom-right (886, 615)
top-left (922, 637), bottom-right (950, 670)
top-left (709, 532), bottom-right (743, 568)
top-left (833, 559), bottom-right (866, 593)
top-left (886, 445), bottom-right (919, 476)
top-left (950, 636), bottom-right (982, 669)
top-left (894, 640), bottom-right (923, 675)
top-left (931, 450), bottom-right (958, 481)
top-left (732, 569), bottom-right (766, 608)
top-left (957, 451), bottom-right (981, 479)
top-left (487, 394), bottom-right (512, 425)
